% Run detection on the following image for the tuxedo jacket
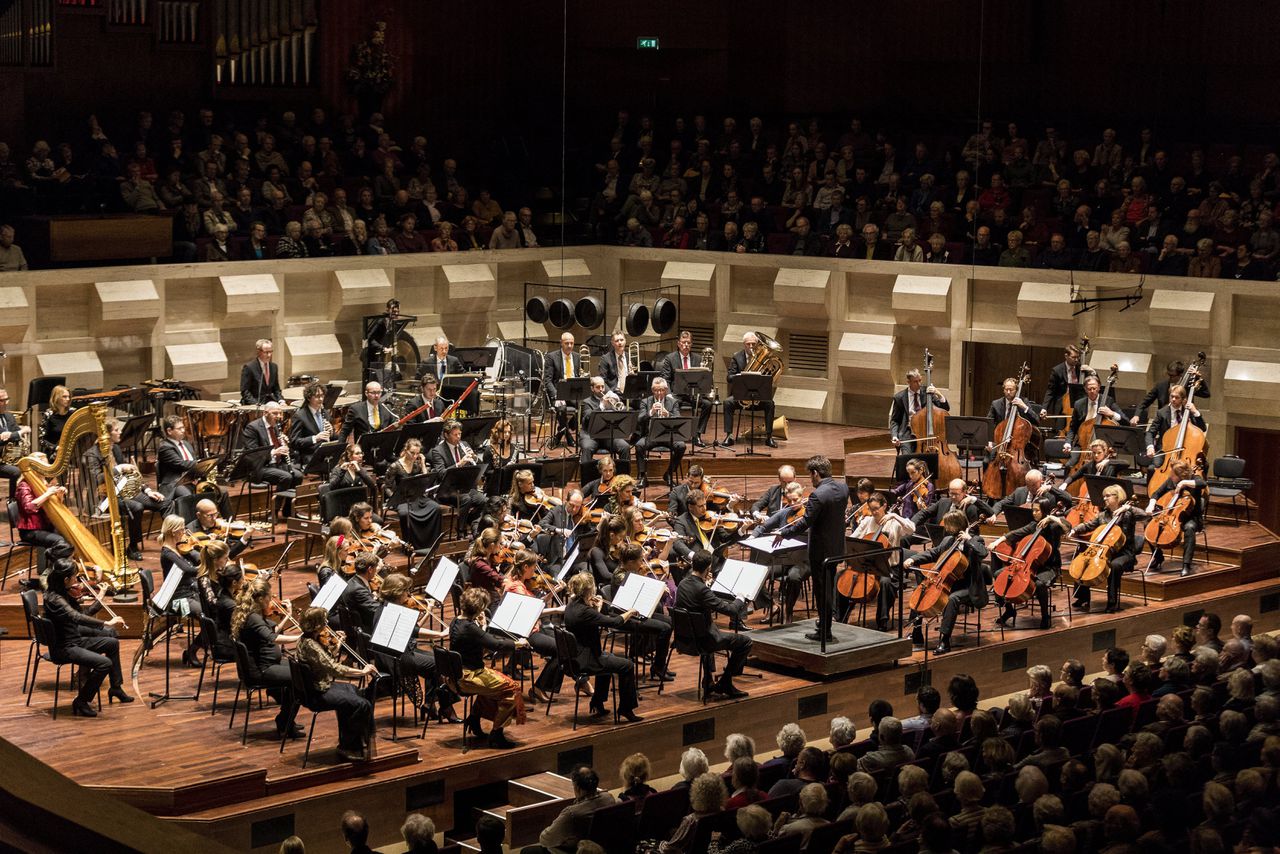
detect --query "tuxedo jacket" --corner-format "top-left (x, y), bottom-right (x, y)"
top-left (239, 360), bottom-right (283, 405)
top-left (889, 387), bottom-right (950, 444)
top-left (542, 349), bottom-right (584, 402)
top-left (288, 405), bottom-right (330, 459)
top-left (404, 394), bottom-right (452, 423)
top-left (338, 400), bottom-right (398, 444)
top-left (637, 394), bottom-right (681, 439)
top-left (987, 397), bottom-right (1041, 428)
top-left (1137, 377), bottom-right (1211, 418)
top-left (1041, 361), bottom-right (1086, 416)
top-left (657, 349), bottom-right (704, 388)
top-left (777, 476), bottom-right (850, 571)
top-left (428, 439), bottom-right (476, 474)
top-left (1145, 405), bottom-right (1206, 451)
top-left (417, 353), bottom-right (463, 382)
top-left (598, 349), bottom-right (632, 393)
top-left (156, 438), bottom-right (199, 496)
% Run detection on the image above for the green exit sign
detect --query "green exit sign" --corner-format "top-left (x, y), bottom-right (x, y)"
top-left (636, 36), bottom-right (659, 50)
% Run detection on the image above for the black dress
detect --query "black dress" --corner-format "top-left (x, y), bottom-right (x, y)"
top-left (383, 457), bottom-right (442, 552)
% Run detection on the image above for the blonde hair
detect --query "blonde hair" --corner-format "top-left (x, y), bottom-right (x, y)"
top-left (48, 384), bottom-right (70, 411)
top-left (159, 514), bottom-right (187, 546)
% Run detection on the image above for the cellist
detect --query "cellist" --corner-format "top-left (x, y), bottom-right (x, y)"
top-left (849, 491), bottom-right (917, 632)
top-left (1130, 359), bottom-right (1211, 426)
top-left (1063, 439), bottom-right (1124, 489)
top-left (911, 478), bottom-right (993, 529)
top-left (1143, 459), bottom-right (1206, 577)
top-left (991, 469), bottom-right (1072, 519)
top-left (1143, 384), bottom-right (1206, 464)
top-left (1068, 484), bottom-right (1144, 613)
top-left (902, 509), bottom-right (989, 654)
top-left (1062, 376), bottom-right (1122, 456)
top-left (989, 498), bottom-right (1068, 630)
top-left (888, 368), bottom-right (949, 452)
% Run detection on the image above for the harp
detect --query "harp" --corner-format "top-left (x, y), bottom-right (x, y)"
top-left (18, 404), bottom-right (136, 592)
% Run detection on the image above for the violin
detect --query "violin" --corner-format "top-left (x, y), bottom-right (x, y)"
top-left (701, 479), bottom-right (745, 511)
top-left (907, 519), bottom-right (983, 617)
top-left (845, 500), bottom-right (870, 526)
top-left (982, 362), bottom-right (1035, 500)
top-left (910, 349), bottom-right (962, 485)
top-left (892, 476), bottom-right (931, 514)
top-left (992, 518), bottom-right (1056, 604)
top-left (697, 510), bottom-right (749, 534)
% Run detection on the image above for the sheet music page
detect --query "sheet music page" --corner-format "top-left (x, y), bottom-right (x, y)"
top-left (370, 602), bottom-right (417, 652)
top-left (611, 573), bottom-right (664, 618)
top-left (312, 574), bottom-right (348, 612)
top-left (740, 534), bottom-right (806, 553)
top-left (712, 558), bottom-right (769, 599)
top-left (426, 556), bottom-right (460, 602)
top-left (556, 544), bottom-right (580, 581)
top-left (152, 566), bottom-right (184, 612)
top-left (491, 592), bottom-right (544, 637)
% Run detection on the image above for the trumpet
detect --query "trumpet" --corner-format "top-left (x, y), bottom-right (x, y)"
top-left (602, 390), bottom-right (626, 410)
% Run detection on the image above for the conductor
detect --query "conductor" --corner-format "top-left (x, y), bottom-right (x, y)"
top-left (773, 455), bottom-right (849, 644)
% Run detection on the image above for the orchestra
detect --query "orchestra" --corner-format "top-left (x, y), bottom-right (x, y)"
top-left (16, 327), bottom-right (1238, 750)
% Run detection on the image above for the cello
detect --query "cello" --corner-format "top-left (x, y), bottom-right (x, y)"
top-left (907, 518), bottom-right (983, 618)
top-left (1146, 354), bottom-right (1208, 495)
top-left (1068, 364), bottom-right (1120, 476)
top-left (1067, 500), bottom-right (1135, 587)
top-left (837, 517), bottom-right (889, 603)
top-left (1143, 462), bottom-right (1202, 549)
top-left (982, 362), bottom-right (1035, 500)
top-left (992, 517), bottom-right (1056, 604)
top-left (1058, 336), bottom-right (1091, 435)
top-left (910, 350), bottom-right (962, 485)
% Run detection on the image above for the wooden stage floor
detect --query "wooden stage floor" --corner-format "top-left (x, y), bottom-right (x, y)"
top-left (0, 418), bottom-right (1276, 851)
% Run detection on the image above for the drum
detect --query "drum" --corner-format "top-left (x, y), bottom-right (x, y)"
top-left (282, 387), bottom-right (307, 403)
top-left (179, 400), bottom-right (235, 438)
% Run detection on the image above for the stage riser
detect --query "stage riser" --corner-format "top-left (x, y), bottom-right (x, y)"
top-left (163, 579), bottom-right (1280, 853)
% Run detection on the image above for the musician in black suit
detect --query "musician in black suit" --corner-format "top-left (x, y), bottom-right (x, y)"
top-left (667, 465), bottom-right (706, 519)
top-left (987, 376), bottom-right (1041, 429)
top-left (1041, 343), bottom-right (1087, 417)
top-left (750, 465), bottom-right (797, 519)
top-left (888, 368), bottom-right (950, 452)
top-left (1064, 376), bottom-right (1123, 453)
top-left (722, 331), bottom-right (777, 448)
top-left (635, 377), bottom-right (684, 488)
top-left (670, 489), bottom-right (736, 568)
top-left (563, 572), bottom-right (645, 722)
top-left (189, 498), bottom-right (250, 559)
top-left (43, 562), bottom-right (132, 715)
top-left (338, 381), bottom-right (397, 444)
top-left (990, 469), bottom-right (1072, 519)
top-left (156, 415), bottom-right (200, 500)
top-left (579, 377), bottom-right (632, 481)
top-left (403, 375), bottom-right (452, 423)
top-left (1143, 384), bottom-right (1207, 460)
top-left (1131, 359), bottom-right (1210, 426)
top-left (416, 335), bottom-right (462, 384)
top-left (427, 419), bottom-right (486, 526)
top-left (903, 509), bottom-right (990, 653)
top-left (338, 552), bottom-right (381, 634)
top-left (1144, 458), bottom-right (1207, 578)
top-left (598, 331), bottom-right (632, 397)
top-left (239, 338), bottom-right (284, 405)
top-left (84, 418), bottom-right (169, 561)
top-left (774, 455), bottom-right (850, 643)
top-left (0, 387), bottom-right (27, 491)
top-left (542, 331), bottom-right (584, 446)
top-left (240, 402), bottom-right (304, 515)
top-left (657, 330), bottom-right (712, 442)
top-left (363, 299), bottom-right (402, 382)
top-left (1069, 484), bottom-right (1144, 613)
top-left (675, 549), bottom-right (752, 699)
top-left (287, 382), bottom-right (333, 470)
top-left (911, 478), bottom-right (994, 529)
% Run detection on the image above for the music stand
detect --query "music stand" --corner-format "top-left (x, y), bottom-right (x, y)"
top-left (673, 367), bottom-right (715, 452)
top-left (539, 457), bottom-right (578, 497)
top-left (304, 441), bottom-right (346, 478)
top-left (586, 410), bottom-right (637, 448)
top-left (623, 371), bottom-right (659, 405)
top-left (893, 452), bottom-right (939, 482)
top-left (451, 348), bottom-right (496, 373)
top-left (401, 421), bottom-right (444, 453)
top-left (459, 415), bottom-right (500, 448)
top-left (442, 372), bottom-right (485, 417)
top-left (728, 372), bottom-right (773, 458)
top-left (839, 537), bottom-right (897, 629)
top-left (391, 472), bottom-right (439, 509)
top-left (1084, 474), bottom-right (1135, 505)
top-left (556, 377), bottom-right (591, 450)
top-left (946, 416), bottom-right (992, 482)
top-left (1002, 505), bottom-right (1035, 532)
top-left (438, 465), bottom-right (481, 508)
top-left (646, 416), bottom-right (693, 483)
top-left (358, 429), bottom-right (401, 473)
top-left (225, 447), bottom-right (271, 486)
top-left (119, 411), bottom-right (155, 459)
top-left (1096, 424), bottom-right (1147, 458)
top-left (496, 461), bottom-right (542, 497)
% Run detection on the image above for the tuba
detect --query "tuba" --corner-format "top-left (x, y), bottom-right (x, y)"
top-left (745, 331), bottom-right (786, 388)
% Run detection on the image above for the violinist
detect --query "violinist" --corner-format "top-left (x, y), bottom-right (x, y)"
top-left (194, 537), bottom-right (230, 620)
top-left (751, 465), bottom-right (797, 519)
top-left (675, 549), bottom-right (752, 699)
top-left (339, 551), bottom-right (385, 637)
top-left (752, 482), bottom-right (809, 621)
top-left (1063, 376), bottom-right (1121, 454)
top-left (376, 572), bottom-right (460, 723)
top-left (349, 501), bottom-right (402, 555)
top-left (846, 478), bottom-right (874, 524)
top-left (428, 419), bottom-right (486, 527)
top-left (668, 465), bottom-right (707, 519)
top-left (294, 606), bottom-right (378, 761)
top-left (84, 417), bottom-right (169, 561)
top-left (462, 527), bottom-right (504, 596)
top-left (911, 478), bottom-right (993, 529)
top-left (608, 542), bottom-right (676, 684)
top-left (903, 510), bottom-right (989, 654)
top-left (1143, 459), bottom-right (1206, 577)
top-left (188, 498), bottom-right (250, 559)
top-left (1068, 484), bottom-right (1142, 613)
top-left (581, 455), bottom-right (617, 502)
top-left (502, 550), bottom-right (566, 704)
top-left (541, 489), bottom-right (587, 569)
top-left (449, 588), bottom-right (528, 748)
top-left (606, 474), bottom-right (638, 514)
top-left (403, 375), bottom-right (451, 424)
top-left (43, 560), bottom-right (132, 715)
top-left (383, 438), bottom-right (443, 553)
top-left (1062, 439), bottom-right (1124, 490)
top-left (240, 401), bottom-right (304, 517)
top-left (158, 516), bottom-right (204, 661)
top-left (563, 572), bottom-right (645, 722)
top-left (579, 376), bottom-right (633, 482)
top-left (671, 490), bottom-right (735, 567)
top-left (989, 498), bottom-right (1067, 630)
top-left (1143, 384), bottom-right (1206, 461)
top-left (208, 546), bottom-right (242, 662)
top-left (991, 469), bottom-right (1073, 519)
top-left (891, 458), bottom-right (935, 520)
top-left (1130, 359), bottom-right (1211, 426)
top-left (230, 576), bottom-right (303, 739)
top-left (850, 491), bottom-right (917, 633)
top-left (508, 468), bottom-right (555, 522)
top-left (889, 369), bottom-right (949, 452)
top-left (987, 376), bottom-right (1041, 429)
top-left (1041, 343), bottom-right (1087, 417)
top-left (328, 443), bottom-right (377, 504)
top-left (317, 534), bottom-right (354, 587)
top-left (587, 515), bottom-right (627, 588)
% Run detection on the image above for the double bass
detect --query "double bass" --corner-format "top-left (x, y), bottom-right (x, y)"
top-left (982, 362), bottom-right (1035, 500)
top-left (1068, 364), bottom-right (1120, 476)
top-left (1147, 353), bottom-right (1208, 495)
top-left (1058, 336), bottom-right (1091, 435)
top-left (910, 350), bottom-right (962, 485)
top-left (992, 518), bottom-right (1056, 604)
top-left (907, 519), bottom-right (983, 617)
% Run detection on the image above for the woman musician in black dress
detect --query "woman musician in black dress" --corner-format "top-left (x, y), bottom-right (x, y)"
top-left (383, 438), bottom-right (443, 554)
top-left (328, 444), bottom-right (378, 504)
top-left (501, 549), bottom-right (565, 704)
top-left (230, 576), bottom-right (302, 738)
top-left (43, 561), bottom-right (132, 715)
top-left (376, 572), bottom-right (459, 722)
top-left (587, 515), bottom-right (627, 588)
top-left (1068, 484), bottom-right (1144, 613)
top-left (989, 498), bottom-right (1067, 630)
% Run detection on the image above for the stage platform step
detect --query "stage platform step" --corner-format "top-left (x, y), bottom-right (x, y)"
top-left (747, 622), bottom-right (913, 677)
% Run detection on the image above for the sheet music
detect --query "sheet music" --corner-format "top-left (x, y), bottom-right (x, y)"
top-left (491, 593), bottom-right (545, 638)
top-left (152, 566), bottom-right (183, 612)
top-left (740, 534), bottom-right (806, 553)
top-left (711, 558), bottom-right (769, 600)
top-left (426, 556), bottom-right (460, 603)
top-left (611, 573), bottom-right (665, 619)
top-left (311, 574), bottom-right (348, 612)
top-left (556, 544), bottom-right (580, 581)
top-left (370, 602), bottom-right (417, 652)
